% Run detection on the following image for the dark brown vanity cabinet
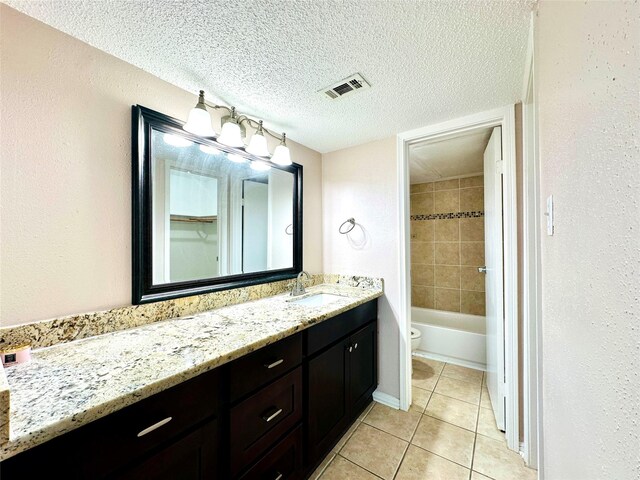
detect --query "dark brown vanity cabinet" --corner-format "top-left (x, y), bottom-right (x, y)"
top-left (0, 299), bottom-right (378, 480)
top-left (305, 302), bottom-right (378, 468)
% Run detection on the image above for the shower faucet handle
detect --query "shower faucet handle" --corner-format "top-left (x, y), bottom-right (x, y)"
top-left (478, 266), bottom-right (487, 273)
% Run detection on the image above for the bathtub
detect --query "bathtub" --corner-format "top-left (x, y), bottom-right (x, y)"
top-left (411, 307), bottom-right (486, 370)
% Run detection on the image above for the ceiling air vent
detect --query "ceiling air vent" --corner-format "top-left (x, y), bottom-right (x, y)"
top-left (320, 73), bottom-right (370, 100)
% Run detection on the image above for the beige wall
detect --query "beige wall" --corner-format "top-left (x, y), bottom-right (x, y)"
top-left (0, 5), bottom-right (323, 327)
top-left (322, 137), bottom-right (401, 400)
top-left (410, 177), bottom-right (486, 316)
top-left (536, 2), bottom-right (639, 479)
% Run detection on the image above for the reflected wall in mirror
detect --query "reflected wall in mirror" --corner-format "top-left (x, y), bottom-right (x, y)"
top-left (133, 106), bottom-right (302, 304)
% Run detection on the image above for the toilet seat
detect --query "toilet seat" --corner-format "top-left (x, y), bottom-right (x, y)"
top-left (411, 328), bottom-right (421, 339)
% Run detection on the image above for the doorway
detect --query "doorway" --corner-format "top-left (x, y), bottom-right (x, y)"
top-left (397, 105), bottom-right (520, 452)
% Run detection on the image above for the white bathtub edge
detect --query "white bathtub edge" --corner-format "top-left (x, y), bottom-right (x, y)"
top-left (413, 350), bottom-right (486, 371)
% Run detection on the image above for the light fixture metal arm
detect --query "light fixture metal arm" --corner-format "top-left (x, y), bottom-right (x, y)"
top-left (204, 101), bottom-right (285, 142)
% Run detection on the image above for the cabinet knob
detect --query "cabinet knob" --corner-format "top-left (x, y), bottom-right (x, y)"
top-left (262, 407), bottom-right (283, 423)
top-left (264, 359), bottom-right (284, 369)
top-left (136, 417), bottom-right (172, 437)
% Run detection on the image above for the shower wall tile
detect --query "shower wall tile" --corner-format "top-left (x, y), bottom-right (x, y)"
top-left (435, 179), bottom-right (460, 190)
top-left (412, 264), bottom-right (435, 286)
top-left (435, 219), bottom-right (460, 242)
top-left (435, 243), bottom-right (460, 265)
top-left (411, 182), bottom-right (434, 194)
top-left (461, 267), bottom-right (485, 292)
top-left (411, 192), bottom-right (435, 215)
top-left (411, 176), bottom-right (485, 315)
top-left (411, 241), bottom-right (434, 264)
top-left (412, 220), bottom-right (435, 242)
top-left (460, 217), bottom-right (485, 241)
top-left (460, 242), bottom-right (485, 267)
top-left (435, 266), bottom-right (461, 289)
top-left (435, 288), bottom-right (461, 312)
top-left (460, 175), bottom-right (483, 188)
top-left (435, 190), bottom-right (460, 214)
top-left (461, 290), bottom-right (486, 316)
top-left (460, 187), bottom-right (484, 212)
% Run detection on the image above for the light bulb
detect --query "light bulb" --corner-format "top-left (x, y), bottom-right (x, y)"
top-left (163, 133), bottom-right (192, 147)
top-left (183, 90), bottom-right (216, 137)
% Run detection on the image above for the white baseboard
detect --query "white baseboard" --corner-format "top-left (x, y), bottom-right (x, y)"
top-left (413, 350), bottom-right (486, 371)
top-left (372, 390), bottom-right (401, 410)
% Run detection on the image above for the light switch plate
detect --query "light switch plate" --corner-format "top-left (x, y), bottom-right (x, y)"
top-left (546, 195), bottom-right (554, 236)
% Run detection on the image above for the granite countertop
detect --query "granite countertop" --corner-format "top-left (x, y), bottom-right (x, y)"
top-left (0, 282), bottom-right (382, 461)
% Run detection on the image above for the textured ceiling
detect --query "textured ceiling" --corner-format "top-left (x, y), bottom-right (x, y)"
top-left (409, 128), bottom-right (492, 183)
top-left (4, 0), bottom-right (534, 153)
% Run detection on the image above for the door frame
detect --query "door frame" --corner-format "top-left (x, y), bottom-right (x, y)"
top-left (521, 13), bottom-right (543, 472)
top-left (397, 104), bottom-right (520, 451)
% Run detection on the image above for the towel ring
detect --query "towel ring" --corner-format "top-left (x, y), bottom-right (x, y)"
top-left (285, 224), bottom-right (293, 235)
top-left (339, 218), bottom-right (356, 234)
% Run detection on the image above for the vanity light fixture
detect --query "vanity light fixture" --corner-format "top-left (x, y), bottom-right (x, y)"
top-left (184, 90), bottom-right (293, 164)
top-left (163, 133), bottom-right (193, 148)
top-left (183, 90), bottom-right (217, 137)
top-left (217, 107), bottom-right (245, 148)
top-left (271, 133), bottom-right (292, 166)
top-left (246, 120), bottom-right (271, 157)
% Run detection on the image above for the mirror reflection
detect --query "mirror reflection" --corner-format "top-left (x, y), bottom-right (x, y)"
top-left (151, 130), bottom-right (294, 285)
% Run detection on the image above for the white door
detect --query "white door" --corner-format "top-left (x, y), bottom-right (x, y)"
top-left (484, 126), bottom-right (506, 431)
top-left (242, 179), bottom-right (268, 273)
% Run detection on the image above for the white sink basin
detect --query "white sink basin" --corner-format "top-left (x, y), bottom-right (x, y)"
top-left (289, 293), bottom-right (346, 307)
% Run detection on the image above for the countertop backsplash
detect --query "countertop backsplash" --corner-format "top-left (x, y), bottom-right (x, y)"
top-left (0, 274), bottom-right (383, 351)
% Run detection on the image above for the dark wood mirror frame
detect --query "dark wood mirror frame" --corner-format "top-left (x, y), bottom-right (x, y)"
top-left (132, 105), bottom-right (303, 304)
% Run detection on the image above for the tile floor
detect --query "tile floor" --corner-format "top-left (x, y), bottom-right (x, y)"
top-left (310, 356), bottom-right (537, 480)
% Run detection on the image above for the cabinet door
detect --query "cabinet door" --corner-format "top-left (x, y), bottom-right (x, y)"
top-left (306, 338), bottom-right (349, 464)
top-left (348, 321), bottom-right (377, 416)
top-left (112, 419), bottom-right (218, 480)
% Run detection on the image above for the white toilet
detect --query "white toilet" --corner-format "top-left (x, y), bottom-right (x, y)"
top-left (411, 327), bottom-right (422, 352)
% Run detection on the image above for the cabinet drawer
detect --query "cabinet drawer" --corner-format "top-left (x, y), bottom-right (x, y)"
top-left (238, 425), bottom-right (302, 480)
top-left (230, 333), bottom-right (302, 402)
top-left (1, 368), bottom-right (221, 479)
top-left (230, 367), bottom-right (303, 476)
top-left (305, 300), bottom-right (377, 356)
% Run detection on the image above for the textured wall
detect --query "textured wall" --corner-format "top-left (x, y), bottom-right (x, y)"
top-left (536, 2), bottom-right (640, 479)
top-left (322, 137), bottom-right (401, 400)
top-left (0, 6), bottom-right (323, 327)
top-left (410, 177), bottom-right (486, 316)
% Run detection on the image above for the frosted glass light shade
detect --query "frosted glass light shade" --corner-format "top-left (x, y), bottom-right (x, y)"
top-left (217, 121), bottom-right (244, 147)
top-left (246, 132), bottom-right (270, 157)
top-left (251, 160), bottom-right (271, 171)
top-left (183, 107), bottom-right (216, 137)
top-left (271, 144), bottom-right (291, 166)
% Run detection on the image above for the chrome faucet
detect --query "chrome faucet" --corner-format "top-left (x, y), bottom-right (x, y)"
top-left (291, 271), bottom-right (311, 296)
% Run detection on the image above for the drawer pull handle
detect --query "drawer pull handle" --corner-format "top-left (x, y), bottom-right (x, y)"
top-left (354, 343), bottom-right (358, 350)
top-left (137, 417), bottom-right (172, 437)
top-left (264, 359), bottom-right (284, 369)
top-left (262, 408), bottom-right (283, 422)
top-left (274, 473), bottom-right (283, 480)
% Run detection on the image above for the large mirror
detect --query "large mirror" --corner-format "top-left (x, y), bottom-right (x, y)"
top-left (132, 106), bottom-right (302, 304)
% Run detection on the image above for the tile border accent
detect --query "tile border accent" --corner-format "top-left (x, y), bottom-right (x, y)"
top-left (0, 274), bottom-right (383, 351)
top-left (411, 211), bottom-right (484, 221)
